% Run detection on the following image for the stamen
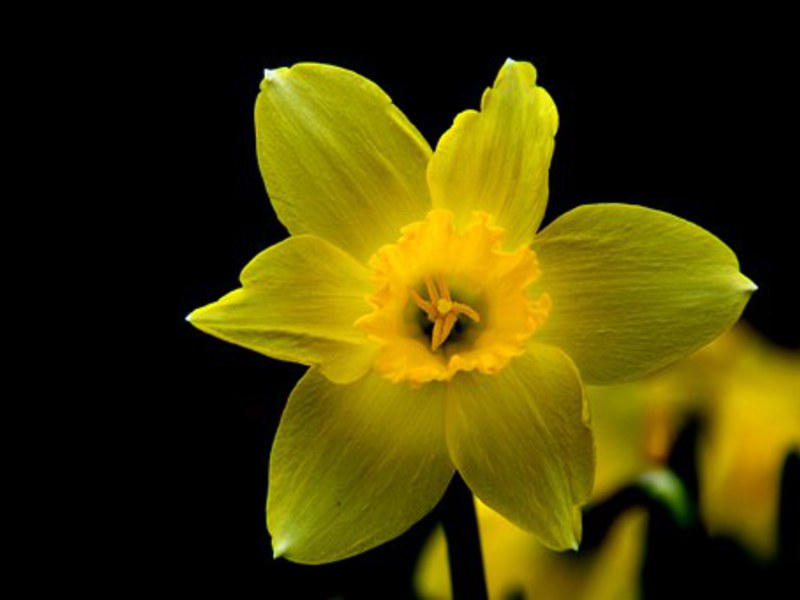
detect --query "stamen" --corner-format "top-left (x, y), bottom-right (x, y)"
top-left (411, 274), bottom-right (481, 351)
top-left (436, 273), bottom-right (451, 302)
top-left (452, 302), bottom-right (481, 324)
top-left (433, 312), bottom-right (458, 351)
top-left (410, 288), bottom-right (437, 321)
top-left (431, 317), bottom-right (445, 351)
top-left (425, 278), bottom-right (440, 304)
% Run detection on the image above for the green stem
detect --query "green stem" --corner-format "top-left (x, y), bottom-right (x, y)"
top-left (440, 474), bottom-right (488, 600)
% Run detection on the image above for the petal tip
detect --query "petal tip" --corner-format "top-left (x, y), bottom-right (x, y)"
top-left (742, 274), bottom-right (758, 293)
top-left (497, 57), bottom-right (538, 84)
top-left (272, 537), bottom-right (289, 560)
top-left (260, 67), bottom-right (288, 90)
top-left (185, 306), bottom-right (208, 325)
top-left (185, 304), bottom-right (215, 330)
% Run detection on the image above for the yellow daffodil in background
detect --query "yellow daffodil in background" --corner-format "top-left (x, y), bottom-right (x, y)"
top-left (416, 499), bottom-right (648, 600)
top-left (644, 324), bottom-right (800, 558)
top-left (187, 60), bottom-right (755, 564)
top-left (415, 325), bottom-right (799, 598)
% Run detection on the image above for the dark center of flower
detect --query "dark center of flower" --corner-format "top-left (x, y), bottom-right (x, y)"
top-left (410, 274), bottom-right (481, 351)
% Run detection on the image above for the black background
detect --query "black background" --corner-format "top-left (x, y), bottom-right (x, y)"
top-left (166, 25), bottom-right (798, 598)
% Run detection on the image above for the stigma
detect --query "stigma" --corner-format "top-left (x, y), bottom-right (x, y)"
top-left (410, 274), bottom-right (481, 351)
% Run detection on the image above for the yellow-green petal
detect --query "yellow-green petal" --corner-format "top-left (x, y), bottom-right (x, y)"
top-left (256, 63), bottom-right (432, 262)
top-left (187, 235), bottom-right (376, 383)
top-left (268, 369), bottom-right (453, 564)
top-left (532, 203), bottom-right (756, 384)
top-left (446, 344), bottom-right (595, 550)
top-left (427, 59), bottom-right (557, 249)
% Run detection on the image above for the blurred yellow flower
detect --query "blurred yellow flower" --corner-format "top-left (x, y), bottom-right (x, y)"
top-left (416, 498), bottom-right (647, 600)
top-left (187, 60), bottom-right (754, 564)
top-left (415, 325), bottom-right (799, 598)
top-left (647, 324), bottom-right (800, 557)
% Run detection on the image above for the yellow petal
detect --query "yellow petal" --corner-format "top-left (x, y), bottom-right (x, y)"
top-left (256, 64), bottom-right (432, 262)
top-left (586, 382), bottom-right (654, 498)
top-left (698, 328), bottom-right (800, 558)
top-left (427, 59), bottom-right (557, 248)
top-left (268, 369), bottom-right (453, 564)
top-left (446, 344), bottom-right (595, 550)
top-left (532, 203), bottom-right (756, 384)
top-left (187, 235), bottom-right (376, 383)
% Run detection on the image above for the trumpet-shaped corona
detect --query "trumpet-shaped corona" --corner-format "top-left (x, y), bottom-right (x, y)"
top-left (357, 210), bottom-right (551, 384)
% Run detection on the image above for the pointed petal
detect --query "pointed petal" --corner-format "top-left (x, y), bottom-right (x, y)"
top-left (446, 344), bottom-right (595, 550)
top-left (187, 235), bottom-right (376, 383)
top-left (532, 203), bottom-right (756, 383)
top-left (428, 59), bottom-right (557, 248)
top-left (268, 369), bottom-right (453, 564)
top-left (256, 64), bottom-right (432, 262)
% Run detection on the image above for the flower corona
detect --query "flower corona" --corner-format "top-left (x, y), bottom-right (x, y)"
top-left (357, 209), bottom-right (551, 383)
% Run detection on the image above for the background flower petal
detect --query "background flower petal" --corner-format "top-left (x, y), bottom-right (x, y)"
top-left (268, 369), bottom-right (453, 564)
top-left (446, 344), bottom-right (595, 550)
top-left (414, 500), bottom-right (647, 600)
top-left (256, 63), bottom-right (432, 261)
top-left (532, 203), bottom-right (756, 384)
top-left (187, 235), bottom-right (376, 383)
top-left (427, 59), bottom-right (557, 248)
top-left (696, 327), bottom-right (800, 558)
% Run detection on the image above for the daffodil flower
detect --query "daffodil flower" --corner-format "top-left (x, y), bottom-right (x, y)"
top-left (637, 325), bottom-right (800, 558)
top-left (187, 60), bottom-right (755, 564)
